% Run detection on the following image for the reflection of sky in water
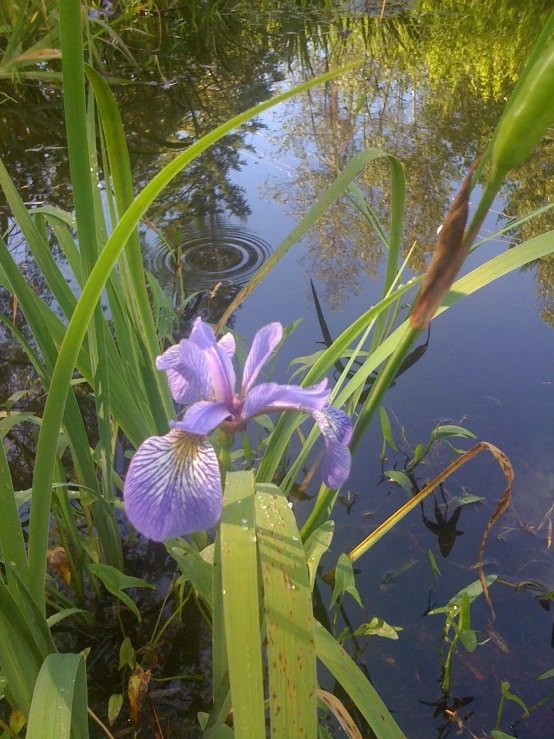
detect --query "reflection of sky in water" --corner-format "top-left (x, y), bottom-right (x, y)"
top-left (194, 105), bottom-right (554, 736)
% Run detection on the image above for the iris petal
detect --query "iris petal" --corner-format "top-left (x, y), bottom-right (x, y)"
top-left (241, 322), bottom-right (283, 396)
top-left (242, 379), bottom-right (330, 419)
top-left (312, 406), bottom-right (352, 489)
top-left (124, 430), bottom-right (222, 541)
top-left (156, 340), bottom-right (212, 404)
top-left (218, 332), bottom-right (236, 359)
top-left (174, 401), bottom-right (232, 435)
top-left (189, 318), bottom-right (236, 405)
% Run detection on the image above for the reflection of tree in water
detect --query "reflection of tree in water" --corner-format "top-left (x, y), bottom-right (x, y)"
top-left (263, 0), bottom-right (551, 309)
top-left (1, 0), bottom-right (554, 324)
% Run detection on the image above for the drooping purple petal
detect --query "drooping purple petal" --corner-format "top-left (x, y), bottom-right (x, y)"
top-left (218, 332), bottom-right (236, 359)
top-left (241, 322), bottom-right (283, 396)
top-left (156, 341), bottom-right (211, 405)
top-left (188, 318), bottom-right (236, 405)
top-left (174, 401), bottom-right (232, 435)
top-left (124, 430), bottom-right (222, 541)
top-left (312, 406), bottom-right (352, 489)
top-left (242, 379), bottom-right (330, 419)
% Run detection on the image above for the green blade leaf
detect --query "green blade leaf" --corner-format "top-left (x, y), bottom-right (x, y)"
top-left (26, 653), bottom-right (89, 739)
top-left (0, 578), bottom-right (48, 718)
top-left (167, 542), bottom-right (213, 610)
top-left (89, 564), bottom-right (155, 621)
top-left (331, 554), bottom-right (363, 609)
top-left (220, 471), bottom-right (265, 738)
top-left (256, 482), bottom-right (317, 739)
top-left (314, 621), bottom-right (405, 739)
top-left (304, 520), bottom-right (334, 591)
top-left (380, 407), bottom-right (397, 451)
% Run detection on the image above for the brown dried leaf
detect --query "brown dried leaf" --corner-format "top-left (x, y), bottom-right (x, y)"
top-left (128, 666), bottom-right (151, 727)
top-left (47, 546), bottom-right (71, 586)
top-left (11, 49), bottom-right (62, 64)
top-left (317, 689), bottom-right (362, 739)
top-left (411, 159), bottom-right (480, 330)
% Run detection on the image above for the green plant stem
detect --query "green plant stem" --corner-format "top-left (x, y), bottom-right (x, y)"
top-left (218, 429), bottom-right (234, 486)
top-left (463, 172), bottom-right (504, 250)
top-left (495, 692), bottom-right (506, 731)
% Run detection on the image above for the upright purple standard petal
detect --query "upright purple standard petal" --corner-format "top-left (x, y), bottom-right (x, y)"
top-left (124, 430), bottom-right (222, 541)
top-left (174, 401), bottom-right (232, 435)
top-left (217, 332), bottom-right (236, 359)
top-left (242, 379), bottom-right (330, 419)
top-left (241, 322), bottom-right (283, 396)
top-left (312, 406), bottom-right (352, 490)
top-left (189, 318), bottom-right (236, 406)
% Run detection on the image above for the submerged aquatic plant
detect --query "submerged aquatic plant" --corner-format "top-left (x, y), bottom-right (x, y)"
top-left (124, 318), bottom-right (352, 540)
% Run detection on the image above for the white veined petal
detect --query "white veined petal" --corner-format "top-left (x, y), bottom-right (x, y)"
top-left (124, 430), bottom-right (222, 541)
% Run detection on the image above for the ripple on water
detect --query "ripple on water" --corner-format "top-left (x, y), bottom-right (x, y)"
top-left (144, 223), bottom-right (272, 293)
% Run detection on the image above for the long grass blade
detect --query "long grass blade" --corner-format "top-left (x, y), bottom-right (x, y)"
top-left (26, 653), bottom-right (89, 739)
top-left (256, 482), bottom-right (317, 738)
top-left (220, 472), bottom-right (265, 738)
top-left (314, 621), bottom-right (405, 739)
top-left (0, 435), bottom-right (28, 587)
top-left (0, 578), bottom-right (52, 718)
top-left (85, 64), bottom-right (174, 417)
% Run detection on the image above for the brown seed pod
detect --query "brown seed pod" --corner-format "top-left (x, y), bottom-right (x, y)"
top-left (411, 159), bottom-right (480, 330)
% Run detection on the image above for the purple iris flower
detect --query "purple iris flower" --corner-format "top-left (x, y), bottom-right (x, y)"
top-left (124, 318), bottom-right (352, 541)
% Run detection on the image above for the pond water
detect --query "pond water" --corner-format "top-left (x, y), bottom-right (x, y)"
top-left (2, 0), bottom-right (554, 736)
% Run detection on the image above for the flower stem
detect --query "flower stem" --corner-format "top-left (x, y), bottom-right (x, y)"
top-left (218, 429), bottom-right (234, 487)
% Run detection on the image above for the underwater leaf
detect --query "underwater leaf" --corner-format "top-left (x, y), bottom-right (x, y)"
top-left (538, 668), bottom-right (554, 681)
top-left (304, 520), bottom-right (334, 591)
top-left (89, 564), bottom-right (155, 622)
top-left (448, 493), bottom-right (484, 506)
top-left (380, 558), bottom-right (418, 585)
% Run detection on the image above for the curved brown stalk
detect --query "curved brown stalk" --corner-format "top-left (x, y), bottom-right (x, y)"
top-left (325, 442), bottom-right (513, 623)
